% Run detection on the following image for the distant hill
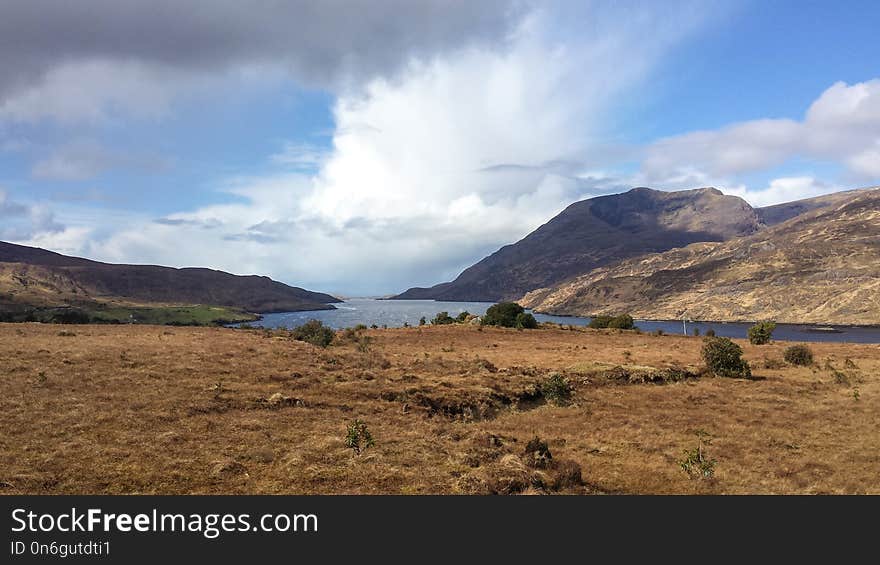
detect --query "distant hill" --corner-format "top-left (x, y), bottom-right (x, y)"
top-left (522, 188), bottom-right (880, 324)
top-left (0, 241), bottom-right (340, 320)
top-left (394, 187), bottom-right (763, 301)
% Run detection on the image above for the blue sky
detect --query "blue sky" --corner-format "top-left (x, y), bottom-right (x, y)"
top-left (1, 0), bottom-right (879, 295)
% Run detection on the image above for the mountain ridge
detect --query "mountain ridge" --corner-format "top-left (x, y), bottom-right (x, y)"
top-left (394, 186), bottom-right (763, 301)
top-left (0, 241), bottom-right (340, 317)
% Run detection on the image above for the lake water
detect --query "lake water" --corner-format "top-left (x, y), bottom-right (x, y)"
top-left (242, 298), bottom-right (880, 343)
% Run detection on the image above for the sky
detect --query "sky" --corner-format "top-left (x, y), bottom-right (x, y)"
top-left (1, 0), bottom-right (879, 296)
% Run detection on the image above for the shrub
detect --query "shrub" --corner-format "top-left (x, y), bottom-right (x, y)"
top-left (50, 309), bottom-right (91, 324)
top-left (679, 431), bottom-right (716, 479)
top-left (588, 315), bottom-right (613, 329)
top-left (702, 337), bottom-right (751, 378)
top-left (356, 335), bottom-right (373, 353)
top-left (607, 314), bottom-right (635, 329)
top-left (431, 311), bottom-right (455, 325)
top-left (692, 328), bottom-right (700, 337)
top-left (419, 316), bottom-right (426, 326)
top-left (748, 321), bottom-right (776, 345)
top-left (540, 372), bottom-right (572, 405)
top-left (515, 312), bottom-right (538, 329)
top-left (482, 302), bottom-right (527, 328)
top-left (523, 437), bottom-right (552, 469)
top-left (455, 311), bottom-right (471, 323)
top-left (784, 344), bottom-right (814, 366)
top-left (551, 459), bottom-right (584, 490)
top-left (292, 319), bottom-right (335, 347)
top-left (344, 419), bottom-right (375, 455)
top-left (354, 324), bottom-right (368, 331)
top-left (341, 327), bottom-right (358, 341)
top-left (704, 328), bottom-right (716, 337)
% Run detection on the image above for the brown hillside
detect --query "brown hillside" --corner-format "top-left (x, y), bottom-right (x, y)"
top-left (523, 189), bottom-right (880, 324)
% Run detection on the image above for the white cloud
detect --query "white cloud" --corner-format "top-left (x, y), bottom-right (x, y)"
top-left (723, 176), bottom-right (834, 208)
top-left (642, 79), bottom-right (880, 183)
top-left (270, 142), bottom-right (330, 171)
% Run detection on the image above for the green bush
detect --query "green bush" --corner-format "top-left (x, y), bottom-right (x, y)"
top-left (292, 319), bottom-right (335, 347)
top-left (783, 344), bottom-right (813, 366)
top-left (515, 312), bottom-right (538, 329)
top-left (607, 314), bottom-right (634, 329)
top-left (418, 316), bottom-right (426, 326)
top-left (747, 321), bottom-right (776, 345)
top-left (455, 311), bottom-right (471, 323)
top-left (482, 302), bottom-right (527, 328)
top-left (704, 328), bottom-right (716, 337)
top-left (431, 311), bottom-right (455, 325)
top-left (588, 315), bottom-right (613, 329)
top-left (701, 337), bottom-right (751, 378)
top-left (679, 431), bottom-right (716, 479)
top-left (540, 372), bottom-right (572, 405)
top-left (344, 419), bottom-right (375, 455)
top-left (589, 314), bottom-right (634, 329)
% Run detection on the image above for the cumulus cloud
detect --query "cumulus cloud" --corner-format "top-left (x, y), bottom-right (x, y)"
top-left (642, 79), bottom-right (880, 182)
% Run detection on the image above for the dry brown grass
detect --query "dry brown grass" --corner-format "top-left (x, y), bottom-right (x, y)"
top-left (1, 323), bottom-right (878, 494)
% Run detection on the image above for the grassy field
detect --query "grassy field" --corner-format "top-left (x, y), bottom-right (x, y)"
top-left (0, 304), bottom-right (259, 325)
top-left (86, 304), bottom-right (259, 325)
top-left (0, 322), bottom-right (877, 494)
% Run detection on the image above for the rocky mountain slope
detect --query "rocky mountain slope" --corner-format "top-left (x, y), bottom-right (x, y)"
top-left (0, 241), bottom-right (339, 315)
top-left (394, 187), bottom-right (762, 301)
top-left (522, 189), bottom-right (880, 324)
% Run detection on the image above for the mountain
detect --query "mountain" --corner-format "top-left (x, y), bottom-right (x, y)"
top-left (394, 187), bottom-right (763, 301)
top-left (522, 188), bottom-right (880, 324)
top-left (0, 241), bottom-right (340, 318)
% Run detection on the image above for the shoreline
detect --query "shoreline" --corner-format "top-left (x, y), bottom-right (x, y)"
top-left (280, 298), bottom-right (880, 329)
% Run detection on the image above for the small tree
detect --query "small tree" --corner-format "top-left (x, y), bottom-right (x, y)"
top-left (701, 337), bottom-right (751, 378)
top-left (783, 344), bottom-right (813, 366)
top-left (418, 316), bottom-right (426, 326)
top-left (481, 302), bottom-right (526, 328)
top-left (431, 311), bottom-right (455, 325)
top-left (748, 321), bottom-right (776, 345)
top-left (292, 319), bottom-right (335, 347)
top-left (588, 315), bottom-right (613, 329)
top-left (455, 311), bottom-right (471, 323)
